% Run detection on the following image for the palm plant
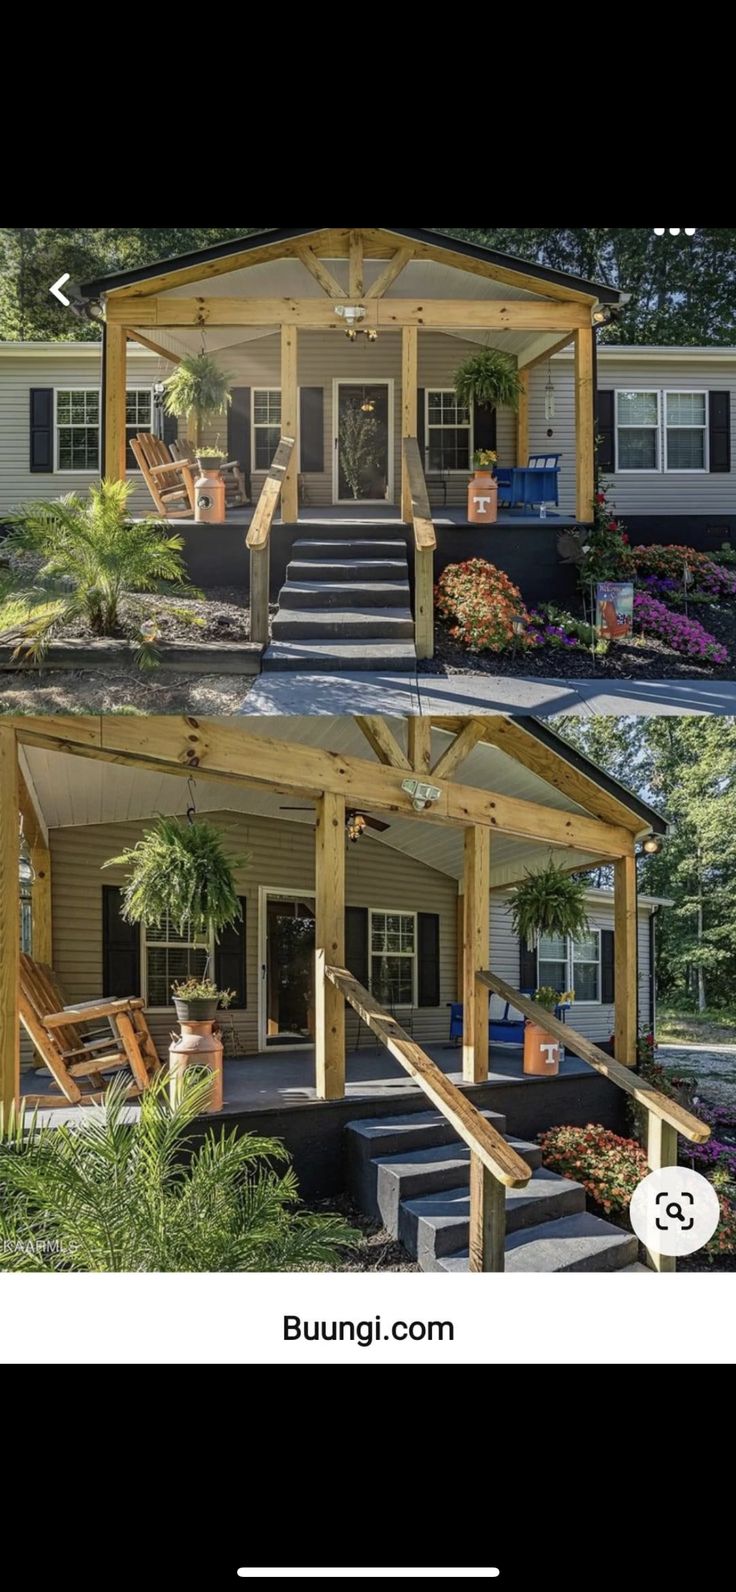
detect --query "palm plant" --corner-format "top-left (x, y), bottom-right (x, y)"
top-left (163, 353), bottom-right (232, 447)
top-left (2, 479), bottom-right (192, 657)
top-left (454, 348), bottom-right (524, 414)
top-left (509, 858), bottom-right (590, 949)
top-left (104, 815), bottom-right (248, 940)
top-left (0, 1073), bottom-right (358, 1272)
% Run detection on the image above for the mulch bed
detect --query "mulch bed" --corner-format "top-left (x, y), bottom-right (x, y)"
top-left (310, 1194), bottom-right (418, 1273)
top-left (421, 615), bottom-right (736, 679)
top-left (60, 586), bottom-right (254, 645)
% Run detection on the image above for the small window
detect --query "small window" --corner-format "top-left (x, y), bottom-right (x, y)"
top-left (537, 933), bottom-right (568, 994)
top-left (144, 914), bottom-right (212, 1008)
top-left (56, 389), bottom-right (100, 471)
top-left (125, 388), bottom-right (153, 469)
top-left (537, 931), bottom-right (601, 1003)
top-left (426, 389), bottom-right (472, 472)
top-left (253, 389), bottom-right (282, 471)
top-left (370, 910), bottom-right (416, 1007)
top-left (665, 391), bottom-right (707, 471)
top-left (615, 390), bottom-right (659, 471)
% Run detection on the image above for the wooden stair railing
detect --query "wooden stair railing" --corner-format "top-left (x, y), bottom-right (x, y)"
top-left (245, 435), bottom-right (295, 645)
top-left (402, 438), bottom-right (436, 661)
top-left (324, 962), bottom-right (531, 1271)
top-left (477, 970), bottom-right (711, 1272)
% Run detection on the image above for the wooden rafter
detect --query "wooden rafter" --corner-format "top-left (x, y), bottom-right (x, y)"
top-left (407, 719), bottom-right (432, 775)
top-left (295, 246), bottom-right (346, 298)
top-left (355, 717), bottom-right (411, 770)
top-left (348, 230), bottom-right (364, 297)
top-left (105, 297), bottom-right (592, 332)
top-left (365, 248), bottom-right (414, 299)
top-left (125, 329), bottom-right (181, 365)
top-left (431, 720), bottom-right (487, 781)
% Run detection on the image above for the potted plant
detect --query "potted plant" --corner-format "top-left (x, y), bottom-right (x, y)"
top-left (171, 977), bottom-right (236, 1024)
top-left (163, 353), bottom-right (233, 451)
top-left (194, 441), bottom-right (226, 474)
top-left (509, 858), bottom-right (590, 949)
top-left (454, 350), bottom-right (523, 525)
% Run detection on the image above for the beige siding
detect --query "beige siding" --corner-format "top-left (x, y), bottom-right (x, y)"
top-left (0, 348), bottom-right (168, 516)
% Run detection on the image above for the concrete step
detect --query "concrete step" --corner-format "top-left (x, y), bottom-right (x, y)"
top-left (262, 640), bottom-right (417, 671)
top-left (271, 607), bottom-right (416, 640)
top-left (291, 540), bottom-right (408, 558)
top-left (287, 559), bottom-right (408, 583)
top-left (345, 1107), bottom-right (509, 1214)
top-left (438, 1213), bottom-right (639, 1273)
top-left (400, 1167), bottom-right (586, 1271)
top-left (279, 580), bottom-right (412, 610)
top-left (374, 1137), bottom-right (543, 1237)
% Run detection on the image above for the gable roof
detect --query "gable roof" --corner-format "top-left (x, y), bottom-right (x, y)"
top-left (77, 226), bottom-right (628, 304)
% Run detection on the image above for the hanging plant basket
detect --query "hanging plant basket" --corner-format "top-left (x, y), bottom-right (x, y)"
top-left (453, 349), bottom-right (524, 414)
top-left (509, 858), bottom-right (590, 949)
top-left (103, 816), bottom-right (248, 940)
top-left (163, 353), bottom-right (233, 447)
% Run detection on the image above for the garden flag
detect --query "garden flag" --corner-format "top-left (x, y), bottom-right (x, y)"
top-left (596, 580), bottom-right (634, 641)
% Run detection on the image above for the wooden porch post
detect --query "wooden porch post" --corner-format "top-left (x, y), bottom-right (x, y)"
top-left (516, 366), bottom-right (529, 465)
top-left (574, 324), bottom-right (595, 521)
top-left (614, 853), bottom-right (638, 1067)
top-left (0, 724), bottom-right (20, 1119)
top-left (401, 325), bottom-right (418, 522)
top-left (104, 321), bottom-right (127, 481)
top-left (280, 324), bottom-right (298, 524)
top-left (314, 791), bottom-right (346, 1099)
top-left (646, 1115), bottom-right (678, 1272)
top-left (30, 839), bottom-right (52, 965)
top-left (462, 825), bottom-right (490, 1083)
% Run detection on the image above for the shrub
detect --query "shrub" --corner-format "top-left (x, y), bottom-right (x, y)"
top-left (633, 591), bottom-right (729, 664)
top-left (631, 543), bottom-right (736, 599)
top-left (435, 558), bottom-right (532, 652)
top-left (527, 605), bottom-right (601, 652)
top-left (577, 483), bottom-right (633, 586)
top-left (538, 1123), bottom-right (648, 1216)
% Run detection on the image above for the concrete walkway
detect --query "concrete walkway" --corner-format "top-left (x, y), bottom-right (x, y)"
top-left (240, 671), bottom-right (736, 716)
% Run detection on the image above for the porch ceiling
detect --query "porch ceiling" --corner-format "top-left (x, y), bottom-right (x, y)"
top-left (20, 718), bottom-right (635, 890)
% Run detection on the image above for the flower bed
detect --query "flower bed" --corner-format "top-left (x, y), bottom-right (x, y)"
top-left (631, 544), bottom-right (736, 599)
top-left (538, 1124), bottom-right (648, 1217)
top-left (435, 559), bottom-right (532, 652)
top-left (633, 591), bottom-right (729, 664)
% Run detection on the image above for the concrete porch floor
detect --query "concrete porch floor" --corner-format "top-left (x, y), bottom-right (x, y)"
top-left (136, 504), bottom-right (575, 530)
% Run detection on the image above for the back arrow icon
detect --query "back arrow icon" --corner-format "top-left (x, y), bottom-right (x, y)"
top-left (50, 274), bottom-right (71, 306)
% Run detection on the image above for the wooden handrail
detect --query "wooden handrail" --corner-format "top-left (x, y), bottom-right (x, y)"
top-left (402, 437), bottom-right (436, 551)
top-left (477, 971), bottom-right (710, 1144)
top-left (324, 963), bottom-right (531, 1188)
top-left (402, 437), bottom-right (435, 661)
top-left (246, 435), bottom-right (295, 550)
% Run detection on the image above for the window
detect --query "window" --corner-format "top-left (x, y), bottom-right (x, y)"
top-left (615, 390), bottom-right (659, 471)
top-left (143, 914), bottom-right (212, 1008)
top-left (665, 391), bottom-right (707, 471)
top-left (426, 389), bottom-right (472, 472)
top-left (253, 389), bottom-right (281, 470)
top-left (370, 910), bottom-right (417, 1007)
top-left (56, 389), bottom-right (100, 471)
top-left (537, 931), bottom-right (601, 1003)
top-left (125, 388), bottom-right (153, 469)
top-left (56, 387), bottom-right (153, 472)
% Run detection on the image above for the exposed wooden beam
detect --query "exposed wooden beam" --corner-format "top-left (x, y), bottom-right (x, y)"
top-left (17, 755), bottom-right (52, 965)
top-left (646, 1117), bottom-right (678, 1271)
top-left (517, 331), bottom-right (575, 370)
top-left (106, 297), bottom-right (592, 332)
top-left (17, 753), bottom-right (47, 852)
top-left (463, 826), bottom-right (490, 1083)
top-left (348, 230), bottom-right (364, 297)
top-left (431, 720), bottom-right (487, 782)
top-left (295, 246), bottom-right (346, 299)
top-left (517, 367), bottom-right (529, 465)
top-left (125, 329), bottom-right (181, 364)
top-left (280, 325), bottom-right (298, 524)
top-left (315, 793), bottom-right (346, 1099)
top-left (401, 325), bottom-right (418, 523)
top-left (103, 323), bottom-right (127, 481)
top-left (614, 854), bottom-right (638, 1068)
top-left (407, 718), bottom-right (432, 775)
top-left (575, 324), bottom-right (595, 520)
top-left (0, 724), bottom-right (19, 1116)
top-left (463, 718), bottom-right (647, 833)
top-left (382, 231), bottom-right (596, 305)
top-left (365, 248), bottom-right (414, 299)
top-left (11, 718), bottom-right (636, 858)
top-left (107, 232), bottom-right (335, 298)
top-left (355, 717), bottom-right (411, 770)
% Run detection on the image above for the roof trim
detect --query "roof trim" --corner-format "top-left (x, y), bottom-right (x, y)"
top-left (76, 225), bottom-right (627, 303)
top-left (521, 718), bottom-right (669, 833)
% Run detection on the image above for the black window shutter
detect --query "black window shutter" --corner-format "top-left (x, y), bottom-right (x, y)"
top-left (299, 387), bottom-right (324, 472)
top-left (162, 411), bottom-right (178, 447)
top-left (345, 906), bottom-right (368, 988)
top-left (417, 387), bottom-right (426, 465)
top-left (709, 391), bottom-right (731, 473)
top-left (102, 886), bottom-right (141, 999)
top-left (597, 390), bottom-right (615, 473)
top-left (417, 912), bottom-right (440, 1007)
top-left (519, 938), bottom-right (537, 992)
top-left (473, 399), bottom-right (496, 452)
top-left (214, 897), bottom-right (247, 1007)
top-left (601, 929), bottom-right (615, 1004)
top-left (30, 388), bottom-right (53, 472)
top-left (228, 387), bottom-right (251, 475)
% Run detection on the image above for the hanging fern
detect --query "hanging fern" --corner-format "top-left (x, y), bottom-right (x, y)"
top-left (454, 348), bottom-right (523, 413)
top-left (103, 816), bottom-right (248, 939)
top-left (509, 859), bottom-right (590, 949)
top-left (163, 353), bottom-right (233, 445)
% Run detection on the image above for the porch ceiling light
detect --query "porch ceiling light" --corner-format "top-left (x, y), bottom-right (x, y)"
top-left (334, 302), bottom-right (378, 342)
top-left (641, 834), bottom-right (663, 855)
top-left (401, 777), bottom-right (442, 812)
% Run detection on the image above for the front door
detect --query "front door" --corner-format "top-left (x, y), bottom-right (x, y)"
top-left (261, 892), bottom-right (316, 1048)
top-left (334, 380), bottom-right (393, 504)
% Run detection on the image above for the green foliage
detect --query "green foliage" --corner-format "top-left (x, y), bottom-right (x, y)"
top-left (2, 479), bottom-right (191, 656)
top-left (0, 1072), bottom-right (358, 1272)
top-left (534, 986), bottom-right (572, 1011)
top-left (509, 858), bottom-right (590, 949)
top-left (163, 353), bottom-right (232, 445)
top-left (104, 815), bottom-right (248, 939)
top-left (453, 348), bottom-right (523, 413)
top-left (538, 1123), bottom-right (649, 1217)
top-left (171, 977), bottom-right (235, 1006)
top-left (338, 405), bottom-right (381, 499)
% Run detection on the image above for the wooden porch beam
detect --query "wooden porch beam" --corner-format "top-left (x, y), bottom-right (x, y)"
top-left (107, 232), bottom-right (335, 298)
top-left (355, 717), bottom-right (411, 770)
top-left (401, 325), bottom-right (418, 523)
top-left (575, 324), bottom-right (595, 520)
top-left (463, 826), bottom-right (490, 1083)
top-left (431, 720), bottom-right (487, 782)
top-left (295, 246), bottom-right (346, 298)
top-left (455, 717), bottom-right (647, 834)
top-left (11, 718), bottom-right (637, 859)
top-left (348, 231), bottom-right (364, 298)
top-left (516, 367), bottom-right (529, 465)
top-left (106, 297), bottom-right (592, 332)
top-left (0, 724), bottom-right (20, 1117)
top-left (17, 754), bottom-right (52, 965)
top-left (103, 323), bottom-right (127, 481)
top-left (614, 854), bottom-right (638, 1068)
top-left (315, 793), bottom-right (346, 1099)
top-left (517, 330), bottom-right (575, 370)
top-left (365, 248), bottom-right (414, 299)
top-left (407, 718), bottom-right (432, 776)
top-left (280, 326), bottom-right (298, 524)
top-left (125, 329), bottom-right (181, 365)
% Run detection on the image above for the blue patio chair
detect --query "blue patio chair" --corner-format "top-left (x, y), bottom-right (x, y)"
top-left (447, 992), bottom-right (570, 1045)
top-left (494, 455), bottom-right (561, 510)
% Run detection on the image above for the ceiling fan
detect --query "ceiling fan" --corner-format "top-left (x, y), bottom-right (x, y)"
top-left (279, 805), bottom-right (390, 835)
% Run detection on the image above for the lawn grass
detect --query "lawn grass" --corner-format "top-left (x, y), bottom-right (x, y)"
top-left (658, 1007), bottom-right (736, 1044)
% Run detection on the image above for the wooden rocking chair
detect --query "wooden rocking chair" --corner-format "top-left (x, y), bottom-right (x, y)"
top-left (19, 953), bottom-right (161, 1109)
top-left (130, 433), bottom-right (196, 518)
top-left (170, 440), bottom-right (250, 507)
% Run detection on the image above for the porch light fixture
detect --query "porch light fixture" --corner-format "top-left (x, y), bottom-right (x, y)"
top-left (334, 303), bottom-right (378, 342)
top-left (592, 309), bottom-right (608, 325)
top-left (401, 777), bottom-right (442, 812)
top-left (361, 396), bottom-right (376, 413)
top-left (346, 812), bottom-right (367, 843)
top-left (641, 835), bottom-right (663, 856)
